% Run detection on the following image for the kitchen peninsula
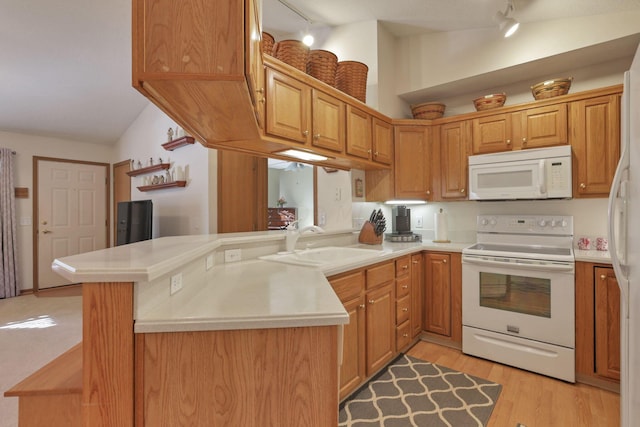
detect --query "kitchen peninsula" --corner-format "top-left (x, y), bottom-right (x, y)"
top-left (9, 229), bottom-right (466, 426)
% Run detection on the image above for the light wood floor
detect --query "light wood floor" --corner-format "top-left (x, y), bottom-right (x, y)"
top-left (407, 341), bottom-right (620, 427)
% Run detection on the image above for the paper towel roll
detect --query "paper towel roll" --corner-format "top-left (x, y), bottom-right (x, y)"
top-left (434, 209), bottom-right (450, 242)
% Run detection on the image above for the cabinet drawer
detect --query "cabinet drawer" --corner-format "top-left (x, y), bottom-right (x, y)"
top-left (329, 271), bottom-right (364, 302)
top-left (396, 320), bottom-right (411, 351)
top-left (396, 276), bottom-right (410, 298)
top-left (366, 262), bottom-right (395, 290)
top-left (396, 294), bottom-right (410, 325)
top-left (395, 256), bottom-right (411, 277)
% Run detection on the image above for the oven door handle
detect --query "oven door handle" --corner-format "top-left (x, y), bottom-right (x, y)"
top-left (462, 255), bottom-right (574, 272)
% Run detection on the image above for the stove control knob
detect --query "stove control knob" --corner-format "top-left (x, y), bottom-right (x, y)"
top-left (480, 218), bottom-right (489, 226)
top-left (561, 220), bottom-right (568, 227)
top-left (489, 218), bottom-right (497, 226)
top-left (551, 219), bottom-right (558, 227)
top-left (538, 219), bottom-right (547, 227)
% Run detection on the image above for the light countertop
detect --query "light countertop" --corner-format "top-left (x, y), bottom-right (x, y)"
top-left (574, 249), bottom-right (612, 264)
top-left (51, 231), bottom-right (472, 334)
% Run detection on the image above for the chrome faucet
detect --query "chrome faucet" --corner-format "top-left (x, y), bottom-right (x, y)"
top-left (285, 220), bottom-right (324, 253)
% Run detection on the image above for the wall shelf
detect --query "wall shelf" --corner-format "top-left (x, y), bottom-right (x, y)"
top-left (162, 136), bottom-right (195, 151)
top-left (137, 180), bottom-right (187, 192)
top-left (127, 163), bottom-right (170, 177)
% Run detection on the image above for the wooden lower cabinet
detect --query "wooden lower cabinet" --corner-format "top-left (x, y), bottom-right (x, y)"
top-left (424, 252), bottom-right (462, 345)
top-left (411, 253), bottom-right (424, 338)
top-left (366, 282), bottom-right (396, 375)
top-left (576, 262), bottom-right (621, 388)
top-left (136, 327), bottom-right (339, 426)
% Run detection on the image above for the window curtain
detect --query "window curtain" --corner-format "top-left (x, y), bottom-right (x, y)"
top-left (0, 148), bottom-right (18, 298)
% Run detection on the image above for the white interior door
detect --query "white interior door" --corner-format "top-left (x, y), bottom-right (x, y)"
top-left (37, 160), bottom-right (108, 289)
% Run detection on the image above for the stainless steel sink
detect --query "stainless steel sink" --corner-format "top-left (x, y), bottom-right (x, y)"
top-left (259, 246), bottom-right (384, 267)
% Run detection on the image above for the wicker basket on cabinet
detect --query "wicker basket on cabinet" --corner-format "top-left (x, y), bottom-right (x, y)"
top-left (306, 50), bottom-right (338, 87)
top-left (273, 40), bottom-right (309, 72)
top-left (336, 61), bottom-right (368, 102)
top-left (262, 32), bottom-right (275, 55)
top-left (531, 78), bottom-right (573, 100)
top-left (410, 102), bottom-right (446, 119)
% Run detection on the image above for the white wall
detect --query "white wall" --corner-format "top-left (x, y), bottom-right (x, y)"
top-left (0, 131), bottom-right (114, 292)
top-left (317, 168), bottom-right (353, 230)
top-left (113, 103), bottom-right (211, 238)
top-left (395, 10), bottom-right (640, 97)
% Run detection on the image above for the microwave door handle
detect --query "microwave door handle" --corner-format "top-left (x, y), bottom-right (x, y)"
top-left (539, 159), bottom-right (547, 195)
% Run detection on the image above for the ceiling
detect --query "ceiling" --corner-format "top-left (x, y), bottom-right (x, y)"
top-left (2, 0), bottom-right (640, 146)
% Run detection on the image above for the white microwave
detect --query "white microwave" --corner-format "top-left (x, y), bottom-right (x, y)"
top-left (468, 145), bottom-right (572, 200)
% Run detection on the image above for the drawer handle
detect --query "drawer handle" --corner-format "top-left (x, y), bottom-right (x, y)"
top-left (412, 260), bottom-right (419, 264)
top-left (369, 299), bottom-right (375, 305)
top-left (402, 285), bottom-right (409, 289)
top-left (402, 308), bottom-right (408, 312)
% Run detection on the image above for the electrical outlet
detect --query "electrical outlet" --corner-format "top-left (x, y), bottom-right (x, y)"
top-left (170, 273), bottom-right (183, 295)
top-left (416, 216), bottom-right (423, 228)
top-left (225, 249), bottom-right (242, 263)
top-left (334, 188), bottom-right (341, 201)
top-left (206, 254), bottom-right (214, 270)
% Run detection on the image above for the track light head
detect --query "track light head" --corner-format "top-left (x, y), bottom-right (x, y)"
top-left (495, 0), bottom-right (519, 38)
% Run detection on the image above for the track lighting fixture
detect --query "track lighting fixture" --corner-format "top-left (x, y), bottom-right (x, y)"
top-left (495, 0), bottom-right (519, 38)
top-left (277, 0), bottom-right (315, 46)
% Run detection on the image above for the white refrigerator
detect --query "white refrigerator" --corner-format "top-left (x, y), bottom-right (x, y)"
top-left (608, 41), bottom-right (640, 427)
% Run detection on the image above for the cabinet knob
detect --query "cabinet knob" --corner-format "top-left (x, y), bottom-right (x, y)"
top-left (412, 260), bottom-right (419, 264)
top-left (580, 183), bottom-right (586, 189)
top-left (460, 188), bottom-right (465, 193)
top-left (302, 130), bottom-right (309, 136)
top-left (258, 98), bottom-right (265, 103)
top-left (402, 307), bottom-right (408, 312)
top-left (403, 333), bottom-right (409, 338)
top-left (368, 299), bottom-right (375, 305)
top-left (256, 88), bottom-right (264, 94)
top-left (367, 149), bottom-right (372, 154)
top-left (600, 274), bottom-right (607, 280)
top-left (506, 139), bottom-right (511, 145)
top-left (314, 133), bottom-right (321, 140)
top-left (443, 259), bottom-right (447, 263)
top-left (426, 190), bottom-right (431, 195)
top-left (374, 151), bottom-right (379, 156)
top-left (359, 304), bottom-right (365, 309)
top-left (403, 265), bottom-right (409, 270)
top-left (522, 137), bottom-right (527, 144)
top-left (402, 284), bottom-right (409, 289)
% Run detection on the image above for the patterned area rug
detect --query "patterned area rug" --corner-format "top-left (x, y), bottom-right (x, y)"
top-left (339, 354), bottom-right (502, 427)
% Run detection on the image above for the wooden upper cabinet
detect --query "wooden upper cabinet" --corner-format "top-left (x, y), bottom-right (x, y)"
top-left (265, 67), bottom-right (311, 144)
top-left (247, 0), bottom-right (265, 128)
top-left (346, 105), bottom-right (373, 159)
top-left (472, 113), bottom-right (513, 154)
top-left (311, 89), bottom-right (345, 153)
top-left (438, 121), bottom-right (470, 200)
top-left (570, 94), bottom-right (621, 197)
top-left (514, 103), bottom-right (568, 149)
top-left (372, 118), bottom-right (393, 165)
top-left (394, 126), bottom-right (432, 200)
top-left (132, 0), bottom-right (260, 144)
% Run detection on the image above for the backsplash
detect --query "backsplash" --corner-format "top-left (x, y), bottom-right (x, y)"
top-left (353, 198), bottom-right (609, 244)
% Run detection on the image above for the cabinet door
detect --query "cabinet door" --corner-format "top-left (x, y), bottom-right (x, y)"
top-left (595, 267), bottom-right (621, 380)
top-left (366, 283), bottom-right (395, 375)
top-left (515, 103), bottom-right (568, 149)
top-left (246, 0), bottom-right (264, 128)
top-left (346, 105), bottom-right (372, 159)
top-left (472, 113), bottom-right (513, 154)
top-left (339, 295), bottom-right (366, 400)
top-left (311, 89), bottom-right (345, 153)
top-left (265, 67), bottom-right (310, 144)
top-left (411, 253), bottom-right (423, 338)
top-left (394, 126), bottom-right (432, 200)
top-left (571, 94), bottom-right (621, 197)
top-left (439, 121), bottom-right (470, 200)
top-left (424, 253), bottom-right (451, 336)
top-left (372, 118), bottom-right (393, 165)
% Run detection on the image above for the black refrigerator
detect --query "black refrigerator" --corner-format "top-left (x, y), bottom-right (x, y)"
top-left (116, 200), bottom-right (153, 246)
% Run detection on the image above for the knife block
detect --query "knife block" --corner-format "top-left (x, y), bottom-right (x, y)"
top-left (358, 221), bottom-right (382, 245)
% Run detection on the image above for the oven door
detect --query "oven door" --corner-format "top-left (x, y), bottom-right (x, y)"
top-left (462, 253), bottom-right (575, 348)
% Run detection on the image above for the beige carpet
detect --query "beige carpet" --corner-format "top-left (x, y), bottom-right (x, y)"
top-left (0, 292), bottom-right (82, 427)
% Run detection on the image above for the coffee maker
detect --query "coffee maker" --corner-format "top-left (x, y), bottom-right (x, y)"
top-left (386, 205), bottom-right (422, 242)
top-left (392, 205), bottom-right (411, 234)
